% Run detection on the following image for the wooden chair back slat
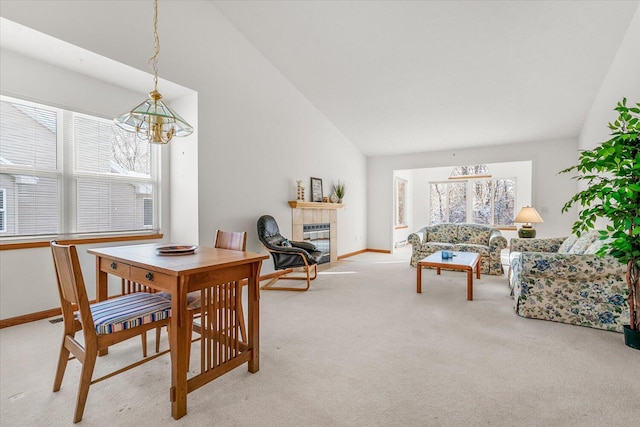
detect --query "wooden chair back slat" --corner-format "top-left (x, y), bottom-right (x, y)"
top-left (51, 241), bottom-right (96, 335)
top-left (214, 230), bottom-right (247, 251)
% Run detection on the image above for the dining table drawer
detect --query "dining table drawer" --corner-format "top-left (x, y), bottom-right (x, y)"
top-left (100, 258), bottom-right (131, 278)
top-left (130, 266), bottom-right (174, 289)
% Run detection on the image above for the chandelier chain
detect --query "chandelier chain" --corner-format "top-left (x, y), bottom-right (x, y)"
top-left (148, 0), bottom-right (160, 92)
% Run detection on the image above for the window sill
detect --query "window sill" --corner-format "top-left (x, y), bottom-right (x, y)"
top-left (0, 233), bottom-right (164, 250)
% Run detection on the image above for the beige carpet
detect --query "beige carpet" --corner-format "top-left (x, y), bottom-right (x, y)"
top-left (1, 250), bottom-right (638, 426)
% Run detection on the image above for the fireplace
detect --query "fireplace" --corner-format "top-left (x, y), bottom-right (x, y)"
top-left (303, 223), bottom-right (330, 264)
top-left (289, 201), bottom-right (342, 264)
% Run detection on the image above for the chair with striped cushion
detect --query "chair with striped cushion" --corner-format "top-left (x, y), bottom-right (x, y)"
top-left (50, 241), bottom-right (171, 423)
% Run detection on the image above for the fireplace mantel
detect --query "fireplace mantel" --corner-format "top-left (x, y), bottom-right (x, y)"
top-left (288, 201), bottom-right (344, 209)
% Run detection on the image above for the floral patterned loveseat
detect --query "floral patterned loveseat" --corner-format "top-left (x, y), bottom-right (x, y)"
top-left (408, 223), bottom-right (507, 275)
top-left (509, 230), bottom-right (629, 332)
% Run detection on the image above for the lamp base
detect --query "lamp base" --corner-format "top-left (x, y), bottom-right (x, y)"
top-left (518, 226), bottom-right (536, 238)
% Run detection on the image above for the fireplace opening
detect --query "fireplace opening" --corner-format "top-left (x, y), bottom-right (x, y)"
top-left (303, 223), bottom-right (330, 264)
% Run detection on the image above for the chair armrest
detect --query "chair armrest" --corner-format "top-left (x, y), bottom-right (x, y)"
top-left (268, 245), bottom-right (310, 256)
top-left (519, 252), bottom-right (626, 280)
top-left (510, 237), bottom-right (566, 253)
top-left (289, 240), bottom-right (318, 252)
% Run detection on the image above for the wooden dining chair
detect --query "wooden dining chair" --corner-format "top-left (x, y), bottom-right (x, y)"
top-left (192, 230), bottom-right (248, 340)
top-left (50, 241), bottom-right (172, 423)
top-left (157, 230), bottom-right (248, 367)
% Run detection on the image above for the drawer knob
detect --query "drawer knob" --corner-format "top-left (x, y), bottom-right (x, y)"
top-left (110, 262), bottom-right (117, 269)
top-left (145, 272), bottom-right (154, 281)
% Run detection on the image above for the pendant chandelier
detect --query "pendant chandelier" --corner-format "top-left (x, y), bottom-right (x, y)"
top-left (114, 0), bottom-right (193, 144)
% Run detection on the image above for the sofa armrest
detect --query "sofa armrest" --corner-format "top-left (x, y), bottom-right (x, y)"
top-left (488, 230), bottom-right (507, 252)
top-left (510, 237), bottom-right (566, 253)
top-left (408, 227), bottom-right (427, 247)
top-left (519, 252), bottom-right (626, 280)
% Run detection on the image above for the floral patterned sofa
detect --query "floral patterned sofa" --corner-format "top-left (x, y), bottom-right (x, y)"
top-left (408, 223), bottom-right (507, 275)
top-left (509, 230), bottom-right (629, 332)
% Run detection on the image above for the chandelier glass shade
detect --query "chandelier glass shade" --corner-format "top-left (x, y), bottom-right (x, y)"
top-left (114, 0), bottom-right (193, 144)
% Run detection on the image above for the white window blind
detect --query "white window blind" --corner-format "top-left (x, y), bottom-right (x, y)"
top-left (0, 95), bottom-right (159, 239)
top-left (0, 189), bottom-right (6, 232)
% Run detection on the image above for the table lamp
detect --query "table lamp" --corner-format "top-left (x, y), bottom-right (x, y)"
top-left (515, 206), bottom-right (543, 238)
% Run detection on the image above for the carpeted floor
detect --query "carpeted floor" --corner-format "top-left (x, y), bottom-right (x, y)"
top-left (1, 250), bottom-right (638, 426)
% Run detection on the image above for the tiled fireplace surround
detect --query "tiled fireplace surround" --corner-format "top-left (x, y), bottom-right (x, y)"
top-left (290, 204), bottom-right (339, 263)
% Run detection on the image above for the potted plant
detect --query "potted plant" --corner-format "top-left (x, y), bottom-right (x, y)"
top-left (333, 181), bottom-right (346, 203)
top-left (560, 98), bottom-right (640, 349)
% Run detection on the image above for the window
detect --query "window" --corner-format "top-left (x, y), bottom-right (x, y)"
top-left (429, 175), bottom-right (516, 227)
top-left (0, 95), bottom-right (159, 239)
top-left (430, 181), bottom-right (467, 224)
top-left (394, 177), bottom-right (408, 227)
top-left (0, 189), bottom-right (6, 232)
top-left (143, 198), bottom-right (153, 227)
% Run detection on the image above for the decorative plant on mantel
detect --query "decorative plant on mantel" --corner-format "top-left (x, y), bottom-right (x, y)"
top-left (333, 181), bottom-right (346, 202)
top-left (560, 98), bottom-right (640, 342)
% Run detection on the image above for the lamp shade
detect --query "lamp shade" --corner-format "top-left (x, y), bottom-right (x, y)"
top-left (515, 206), bottom-right (544, 224)
top-left (114, 90), bottom-right (193, 144)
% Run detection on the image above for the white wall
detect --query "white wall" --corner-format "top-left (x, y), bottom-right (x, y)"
top-left (368, 138), bottom-right (580, 251)
top-left (580, 7), bottom-right (640, 152)
top-left (575, 8), bottom-right (640, 229)
top-left (0, 1), bottom-right (367, 320)
top-left (168, 92), bottom-right (199, 244)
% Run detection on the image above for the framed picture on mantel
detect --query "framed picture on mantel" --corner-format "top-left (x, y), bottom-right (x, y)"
top-left (311, 177), bottom-right (323, 202)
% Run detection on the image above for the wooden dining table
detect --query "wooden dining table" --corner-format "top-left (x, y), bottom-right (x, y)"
top-left (87, 243), bottom-right (268, 420)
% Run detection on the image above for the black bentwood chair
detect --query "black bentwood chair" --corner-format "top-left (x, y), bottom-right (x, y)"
top-left (257, 215), bottom-right (323, 291)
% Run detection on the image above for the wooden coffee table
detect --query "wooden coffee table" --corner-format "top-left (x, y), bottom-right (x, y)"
top-left (416, 251), bottom-right (481, 300)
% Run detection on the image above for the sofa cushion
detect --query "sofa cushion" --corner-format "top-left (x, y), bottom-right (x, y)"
top-left (584, 237), bottom-right (610, 255)
top-left (427, 224), bottom-right (459, 244)
top-left (557, 234), bottom-right (578, 254)
top-left (422, 242), bottom-right (454, 252)
top-left (568, 230), bottom-right (599, 254)
top-left (457, 224), bottom-right (491, 245)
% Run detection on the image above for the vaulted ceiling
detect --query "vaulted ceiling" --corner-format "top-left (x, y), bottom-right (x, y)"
top-left (213, 1), bottom-right (639, 156)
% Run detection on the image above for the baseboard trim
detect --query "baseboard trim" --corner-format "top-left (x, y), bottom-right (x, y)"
top-left (337, 248), bottom-right (391, 259)
top-left (1, 250), bottom-right (393, 328)
top-left (365, 248), bottom-right (392, 254)
top-left (0, 307), bottom-right (62, 329)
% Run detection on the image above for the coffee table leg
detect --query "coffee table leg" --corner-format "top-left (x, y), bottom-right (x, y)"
top-left (477, 255), bottom-right (481, 279)
top-left (467, 268), bottom-right (473, 301)
top-left (417, 263), bottom-right (422, 293)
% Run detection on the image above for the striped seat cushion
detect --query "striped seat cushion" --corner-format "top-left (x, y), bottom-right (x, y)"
top-left (89, 293), bottom-right (172, 334)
